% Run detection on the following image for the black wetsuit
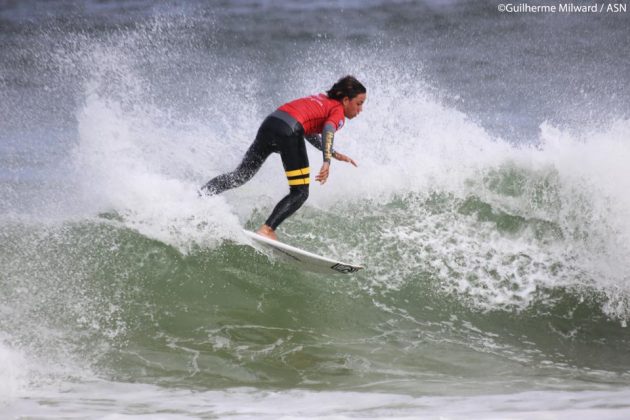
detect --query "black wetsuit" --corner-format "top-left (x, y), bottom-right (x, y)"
top-left (201, 110), bottom-right (323, 230)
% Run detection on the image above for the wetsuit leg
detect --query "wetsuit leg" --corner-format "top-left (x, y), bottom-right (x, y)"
top-left (200, 122), bottom-right (275, 195)
top-left (265, 132), bottom-right (310, 230)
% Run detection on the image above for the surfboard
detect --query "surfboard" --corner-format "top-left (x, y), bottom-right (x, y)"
top-left (243, 230), bottom-right (364, 274)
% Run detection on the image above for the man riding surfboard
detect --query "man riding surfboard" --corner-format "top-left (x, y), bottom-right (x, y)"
top-left (200, 75), bottom-right (367, 240)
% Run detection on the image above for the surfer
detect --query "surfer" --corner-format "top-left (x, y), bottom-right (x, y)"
top-left (200, 75), bottom-right (366, 240)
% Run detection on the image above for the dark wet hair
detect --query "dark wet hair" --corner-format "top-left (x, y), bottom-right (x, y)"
top-left (326, 75), bottom-right (366, 101)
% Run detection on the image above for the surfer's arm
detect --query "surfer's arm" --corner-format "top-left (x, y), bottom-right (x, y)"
top-left (316, 124), bottom-right (360, 184)
top-left (315, 123), bottom-right (335, 185)
top-left (321, 122), bottom-right (335, 163)
top-left (306, 134), bottom-right (356, 166)
top-left (306, 133), bottom-right (338, 159)
top-left (305, 134), bottom-right (324, 151)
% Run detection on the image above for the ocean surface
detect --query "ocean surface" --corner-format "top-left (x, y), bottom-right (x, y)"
top-left (2, 0), bottom-right (630, 418)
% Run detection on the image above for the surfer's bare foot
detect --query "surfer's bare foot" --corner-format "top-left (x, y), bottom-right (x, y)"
top-left (256, 224), bottom-right (277, 240)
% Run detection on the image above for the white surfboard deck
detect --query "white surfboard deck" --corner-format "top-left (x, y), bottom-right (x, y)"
top-left (243, 230), bottom-right (364, 274)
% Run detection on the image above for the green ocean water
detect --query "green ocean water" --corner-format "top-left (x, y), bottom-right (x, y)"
top-left (3, 189), bottom-right (629, 402)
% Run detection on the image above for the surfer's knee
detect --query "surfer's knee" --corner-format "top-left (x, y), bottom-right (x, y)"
top-left (231, 165), bottom-right (258, 186)
top-left (219, 168), bottom-right (252, 190)
top-left (291, 184), bottom-right (309, 206)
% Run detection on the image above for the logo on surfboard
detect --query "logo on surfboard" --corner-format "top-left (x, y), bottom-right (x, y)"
top-left (331, 263), bottom-right (361, 274)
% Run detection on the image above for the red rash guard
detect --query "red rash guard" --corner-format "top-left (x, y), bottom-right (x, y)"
top-left (278, 94), bottom-right (346, 135)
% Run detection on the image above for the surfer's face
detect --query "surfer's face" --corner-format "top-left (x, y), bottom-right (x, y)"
top-left (342, 93), bottom-right (366, 119)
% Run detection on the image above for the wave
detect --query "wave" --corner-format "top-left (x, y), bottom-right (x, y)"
top-left (3, 17), bottom-right (630, 398)
top-left (2, 198), bottom-right (630, 393)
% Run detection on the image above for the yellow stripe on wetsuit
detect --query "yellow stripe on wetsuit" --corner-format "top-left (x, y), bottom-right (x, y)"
top-left (285, 167), bottom-right (310, 177)
top-left (286, 167), bottom-right (310, 186)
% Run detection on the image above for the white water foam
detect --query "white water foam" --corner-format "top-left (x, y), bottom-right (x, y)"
top-left (310, 77), bottom-right (630, 317)
top-left (3, 380), bottom-right (630, 419)
top-left (74, 88), bottom-right (244, 252)
top-left (66, 33), bottom-right (630, 317)
top-left (0, 339), bottom-right (27, 406)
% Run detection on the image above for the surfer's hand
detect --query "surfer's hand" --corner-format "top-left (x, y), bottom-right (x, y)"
top-left (333, 151), bottom-right (357, 167)
top-left (316, 162), bottom-right (330, 184)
